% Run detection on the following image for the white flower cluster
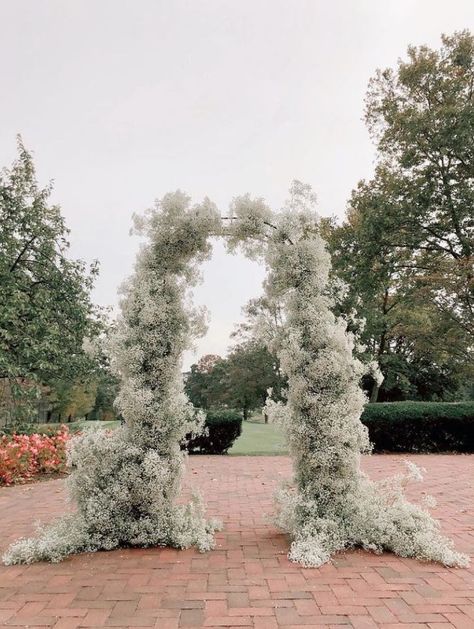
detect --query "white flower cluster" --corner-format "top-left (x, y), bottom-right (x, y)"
top-left (4, 183), bottom-right (468, 568)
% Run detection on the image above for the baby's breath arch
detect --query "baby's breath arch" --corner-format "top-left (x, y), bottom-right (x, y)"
top-left (4, 183), bottom-right (467, 567)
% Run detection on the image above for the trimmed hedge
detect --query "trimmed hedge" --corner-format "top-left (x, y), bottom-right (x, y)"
top-left (186, 409), bottom-right (242, 454)
top-left (361, 401), bottom-right (474, 453)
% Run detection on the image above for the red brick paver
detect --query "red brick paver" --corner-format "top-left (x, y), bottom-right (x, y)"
top-left (0, 455), bottom-right (472, 628)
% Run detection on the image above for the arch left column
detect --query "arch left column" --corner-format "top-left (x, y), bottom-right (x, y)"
top-left (3, 192), bottom-right (222, 564)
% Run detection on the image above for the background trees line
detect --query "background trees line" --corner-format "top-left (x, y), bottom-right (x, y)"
top-left (1, 31), bottom-right (473, 426)
top-left (184, 343), bottom-right (284, 421)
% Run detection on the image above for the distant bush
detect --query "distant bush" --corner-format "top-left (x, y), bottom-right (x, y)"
top-left (2, 423), bottom-right (65, 437)
top-left (361, 402), bottom-right (474, 453)
top-left (0, 427), bottom-right (70, 485)
top-left (186, 409), bottom-right (242, 454)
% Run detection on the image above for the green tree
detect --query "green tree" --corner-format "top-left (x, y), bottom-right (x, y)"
top-left (365, 30), bottom-right (474, 343)
top-left (46, 333), bottom-right (121, 423)
top-left (329, 174), bottom-right (469, 402)
top-left (48, 378), bottom-right (98, 422)
top-left (330, 31), bottom-right (474, 402)
top-left (222, 342), bottom-right (280, 420)
top-left (0, 139), bottom-right (102, 425)
top-left (185, 343), bottom-right (282, 420)
top-left (184, 354), bottom-right (227, 409)
top-left (89, 368), bottom-right (120, 421)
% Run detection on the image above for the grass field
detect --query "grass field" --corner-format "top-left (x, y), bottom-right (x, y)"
top-left (229, 420), bottom-right (288, 455)
top-left (32, 418), bottom-right (287, 456)
top-left (34, 420), bottom-right (120, 433)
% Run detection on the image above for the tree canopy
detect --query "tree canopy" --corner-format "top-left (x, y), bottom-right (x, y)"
top-left (0, 139), bottom-right (102, 424)
top-left (328, 31), bottom-right (474, 401)
top-left (185, 342), bottom-right (283, 419)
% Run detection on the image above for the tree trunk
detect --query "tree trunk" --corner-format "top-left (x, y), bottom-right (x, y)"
top-left (370, 381), bottom-right (380, 403)
top-left (370, 288), bottom-right (390, 404)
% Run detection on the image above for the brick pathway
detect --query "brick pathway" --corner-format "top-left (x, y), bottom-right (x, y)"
top-left (0, 455), bottom-right (473, 628)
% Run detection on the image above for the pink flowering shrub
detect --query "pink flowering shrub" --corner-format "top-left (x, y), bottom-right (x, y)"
top-left (0, 427), bottom-right (69, 485)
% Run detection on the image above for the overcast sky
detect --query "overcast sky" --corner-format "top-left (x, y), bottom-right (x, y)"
top-left (1, 0), bottom-right (473, 368)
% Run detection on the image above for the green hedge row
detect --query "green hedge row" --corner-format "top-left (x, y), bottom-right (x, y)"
top-left (361, 401), bottom-right (474, 453)
top-left (185, 409), bottom-right (242, 454)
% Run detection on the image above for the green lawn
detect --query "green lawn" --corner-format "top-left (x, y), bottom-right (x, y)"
top-left (229, 420), bottom-right (288, 455)
top-left (34, 420), bottom-right (121, 433)
top-left (31, 418), bottom-right (287, 456)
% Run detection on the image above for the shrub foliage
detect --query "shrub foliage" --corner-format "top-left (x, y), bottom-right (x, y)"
top-left (362, 402), bottom-right (474, 453)
top-left (186, 410), bottom-right (242, 454)
top-left (0, 427), bottom-right (69, 485)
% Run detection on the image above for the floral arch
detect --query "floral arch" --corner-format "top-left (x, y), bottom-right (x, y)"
top-left (4, 183), bottom-right (467, 567)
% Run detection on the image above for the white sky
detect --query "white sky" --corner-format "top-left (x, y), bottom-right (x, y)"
top-left (1, 1), bottom-right (473, 368)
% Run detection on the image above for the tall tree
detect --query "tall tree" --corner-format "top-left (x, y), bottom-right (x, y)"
top-left (185, 343), bottom-right (282, 419)
top-left (330, 31), bottom-right (474, 401)
top-left (184, 355), bottom-right (227, 409)
top-left (365, 30), bottom-right (474, 342)
top-left (329, 175), bottom-right (469, 401)
top-left (223, 342), bottom-right (280, 420)
top-left (0, 139), bottom-right (102, 424)
top-left (48, 379), bottom-right (98, 422)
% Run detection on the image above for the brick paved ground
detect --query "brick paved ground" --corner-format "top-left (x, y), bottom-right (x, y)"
top-left (0, 455), bottom-right (473, 628)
